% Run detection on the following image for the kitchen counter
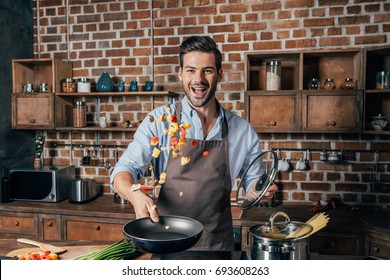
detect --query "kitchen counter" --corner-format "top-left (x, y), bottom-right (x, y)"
top-left (2, 194), bottom-right (388, 230)
top-left (1, 195), bottom-right (389, 259)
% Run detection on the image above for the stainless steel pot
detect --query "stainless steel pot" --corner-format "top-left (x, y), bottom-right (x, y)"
top-left (248, 211), bottom-right (312, 260)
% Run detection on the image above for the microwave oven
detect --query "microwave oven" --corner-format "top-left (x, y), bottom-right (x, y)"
top-left (9, 165), bottom-right (75, 202)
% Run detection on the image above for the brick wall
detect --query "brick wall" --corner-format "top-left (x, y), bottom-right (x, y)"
top-left (33, 0), bottom-right (390, 207)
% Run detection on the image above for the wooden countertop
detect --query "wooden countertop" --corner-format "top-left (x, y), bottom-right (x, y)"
top-left (1, 194), bottom-right (389, 235)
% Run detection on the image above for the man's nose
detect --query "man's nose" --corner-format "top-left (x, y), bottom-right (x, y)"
top-left (193, 70), bottom-right (204, 83)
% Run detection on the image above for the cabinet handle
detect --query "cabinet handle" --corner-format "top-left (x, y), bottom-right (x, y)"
top-left (268, 121), bottom-right (277, 126)
top-left (47, 221), bottom-right (53, 227)
top-left (373, 245), bottom-right (380, 253)
top-left (30, 119), bottom-right (36, 124)
top-left (326, 121), bottom-right (336, 127)
top-left (14, 220), bottom-right (19, 226)
top-left (95, 225), bottom-right (101, 231)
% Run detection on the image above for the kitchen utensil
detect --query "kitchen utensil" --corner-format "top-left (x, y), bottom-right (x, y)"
top-left (7, 245), bottom-right (108, 260)
top-left (69, 178), bottom-right (100, 203)
top-left (17, 238), bottom-right (67, 254)
top-left (114, 192), bottom-right (129, 204)
top-left (248, 211), bottom-right (313, 260)
top-left (123, 215), bottom-right (203, 254)
top-left (235, 150), bottom-right (278, 210)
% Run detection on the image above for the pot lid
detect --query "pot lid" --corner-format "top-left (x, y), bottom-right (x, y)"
top-left (249, 211), bottom-right (313, 240)
top-left (236, 150), bottom-right (278, 210)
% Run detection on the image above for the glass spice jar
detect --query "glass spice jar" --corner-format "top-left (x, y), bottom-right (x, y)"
top-left (265, 61), bottom-right (281, 90)
top-left (62, 78), bottom-right (76, 93)
top-left (73, 101), bottom-right (86, 128)
top-left (77, 78), bottom-right (91, 93)
top-left (323, 78), bottom-right (336, 90)
top-left (376, 71), bottom-right (390, 89)
top-left (308, 78), bottom-right (320, 90)
top-left (341, 77), bottom-right (355, 90)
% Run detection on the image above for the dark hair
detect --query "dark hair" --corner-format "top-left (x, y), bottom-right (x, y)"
top-left (179, 36), bottom-right (222, 71)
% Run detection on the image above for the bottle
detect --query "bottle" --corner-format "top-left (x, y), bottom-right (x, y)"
top-left (265, 61), bottom-right (281, 90)
top-left (323, 78), bottom-right (336, 90)
top-left (341, 77), bottom-right (355, 90)
top-left (90, 149), bottom-right (99, 166)
top-left (82, 149), bottom-right (91, 166)
top-left (308, 78), bottom-right (320, 90)
top-left (1, 167), bottom-right (11, 203)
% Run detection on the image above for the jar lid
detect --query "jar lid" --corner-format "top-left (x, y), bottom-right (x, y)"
top-left (64, 78), bottom-right (75, 82)
top-left (325, 78), bottom-right (334, 82)
top-left (266, 60), bottom-right (281, 66)
top-left (79, 78), bottom-right (90, 82)
top-left (74, 101), bottom-right (86, 106)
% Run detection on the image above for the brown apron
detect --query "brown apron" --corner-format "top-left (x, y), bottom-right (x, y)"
top-left (157, 102), bottom-right (234, 251)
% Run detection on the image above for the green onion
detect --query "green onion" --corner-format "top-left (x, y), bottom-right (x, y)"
top-left (74, 239), bottom-right (138, 260)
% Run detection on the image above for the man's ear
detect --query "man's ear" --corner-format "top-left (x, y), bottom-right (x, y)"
top-left (178, 67), bottom-right (183, 81)
top-left (218, 68), bottom-right (223, 82)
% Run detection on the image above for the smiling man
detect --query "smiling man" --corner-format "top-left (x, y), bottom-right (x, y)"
top-left (111, 36), bottom-right (277, 251)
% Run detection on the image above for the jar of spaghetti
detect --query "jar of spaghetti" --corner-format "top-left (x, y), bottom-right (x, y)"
top-left (73, 101), bottom-right (86, 127)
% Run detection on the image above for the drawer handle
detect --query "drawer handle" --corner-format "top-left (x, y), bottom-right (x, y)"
top-left (14, 221), bottom-right (19, 226)
top-left (268, 121), bottom-right (277, 126)
top-left (95, 225), bottom-right (101, 231)
top-left (30, 119), bottom-right (36, 124)
top-left (326, 121), bottom-right (336, 127)
top-left (373, 245), bottom-right (380, 253)
top-left (47, 221), bottom-right (53, 227)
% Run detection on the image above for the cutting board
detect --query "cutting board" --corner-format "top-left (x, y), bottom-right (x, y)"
top-left (6, 245), bottom-right (108, 260)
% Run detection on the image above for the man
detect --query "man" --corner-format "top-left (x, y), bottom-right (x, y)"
top-left (111, 36), bottom-right (277, 251)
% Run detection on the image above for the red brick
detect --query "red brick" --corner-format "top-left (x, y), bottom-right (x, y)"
top-left (355, 35), bottom-right (386, 45)
top-left (319, 37), bottom-right (351, 47)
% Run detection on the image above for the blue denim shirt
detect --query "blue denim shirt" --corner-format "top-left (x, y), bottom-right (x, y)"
top-left (110, 97), bottom-right (263, 192)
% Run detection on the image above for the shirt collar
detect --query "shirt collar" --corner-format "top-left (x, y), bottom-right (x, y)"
top-left (181, 96), bottom-right (225, 120)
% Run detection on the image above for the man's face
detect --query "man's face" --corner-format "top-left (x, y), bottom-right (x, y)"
top-left (178, 51), bottom-right (222, 108)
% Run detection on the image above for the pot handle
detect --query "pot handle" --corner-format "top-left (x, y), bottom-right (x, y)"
top-left (269, 211), bottom-right (290, 229)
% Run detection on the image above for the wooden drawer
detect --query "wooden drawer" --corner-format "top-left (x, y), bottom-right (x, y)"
top-left (64, 216), bottom-right (128, 241)
top-left (365, 234), bottom-right (390, 259)
top-left (39, 214), bottom-right (61, 240)
top-left (309, 232), bottom-right (363, 255)
top-left (0, 213), bottom-right (38, 237)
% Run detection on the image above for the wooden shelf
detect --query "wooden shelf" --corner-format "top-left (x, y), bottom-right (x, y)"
top-left (56, 91), bottom-right (179, 97)
top-left (54, 126), bottom-right (137, 132)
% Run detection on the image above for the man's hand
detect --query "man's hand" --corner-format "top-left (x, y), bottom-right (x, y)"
top-left (113, 172), bottom-right (160, 222)
top-left (247, 181), bottom-right (278, 203)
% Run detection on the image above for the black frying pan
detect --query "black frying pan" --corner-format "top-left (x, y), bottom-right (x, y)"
top-left (123, 215), bottom-right (203, 254)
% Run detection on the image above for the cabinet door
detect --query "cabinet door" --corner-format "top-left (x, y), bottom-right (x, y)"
top-left (12, 94), bottom-right (54, 129)
top-left (365, 235), bottom-right (390, 259)
top-left (302, 90), bottom-right (362, 133)
top-left (245, 91), bottom-right (302, 132)
top-left (63, 216), bottom-right (128, 241)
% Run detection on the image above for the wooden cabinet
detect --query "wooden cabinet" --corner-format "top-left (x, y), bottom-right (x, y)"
top-left (245, 50), bottom-right (363, 133)
top-left (302, 90), bottom-right (362, 133)
top-left (245, 91), bottom-right (301, 132)
top-left (63, 215), bottom-right (127, 241)
top-left (11, 58), bottom-right (73, 129)
top-left (362, 46), bottom-right (390, 135)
